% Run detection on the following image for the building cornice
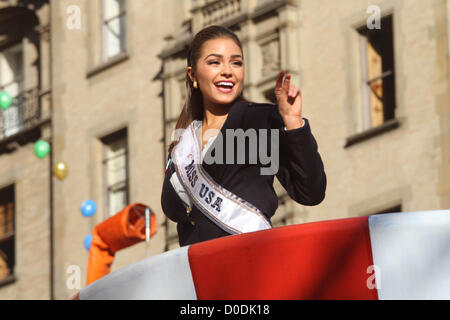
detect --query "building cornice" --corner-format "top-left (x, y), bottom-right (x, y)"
top-left (159, 0), bottom-right (296, 61)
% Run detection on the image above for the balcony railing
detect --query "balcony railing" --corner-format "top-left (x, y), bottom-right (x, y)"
top-left (201, 0), bottom-right (241, 26)
top-left (0, 87), bottom-right (40, 141)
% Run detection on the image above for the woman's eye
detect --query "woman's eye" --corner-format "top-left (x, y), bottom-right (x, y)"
top-left (206, 60), bottom-right (243, 66)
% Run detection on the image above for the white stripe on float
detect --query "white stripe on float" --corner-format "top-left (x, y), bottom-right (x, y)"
top-left (368, 210), bottom-right (450, 300)
top-left (79, 245), bottom-right (197, 300)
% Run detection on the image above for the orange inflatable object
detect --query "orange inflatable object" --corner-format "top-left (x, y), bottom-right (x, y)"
top-left (86, 203), bottom-right (157, 285)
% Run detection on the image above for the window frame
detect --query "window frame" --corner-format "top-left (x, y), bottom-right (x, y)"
top-left (101, 128), bottom-right (129, 219)
top-left (0, 184), bottom-right (15, 287)
top-left (345, 14), bottom-right (399, 148)
top-left (0, 42), bottom-right (24, 92)
top-left (100, 0), bottom-right (127, 63)
top-left (0, 42), bottom-right (25, 138)
top-left (357, 15), bottom-right (396, 132)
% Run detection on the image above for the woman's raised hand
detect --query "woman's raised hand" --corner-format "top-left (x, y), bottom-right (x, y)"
top-left (274, 70), bottom-right (305, 130)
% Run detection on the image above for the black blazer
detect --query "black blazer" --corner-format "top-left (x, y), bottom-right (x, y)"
top-left (161, 100), bottom-right (327, 247)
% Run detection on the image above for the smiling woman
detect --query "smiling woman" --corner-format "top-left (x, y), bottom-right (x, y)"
top-left (188, 37), bottom-right (245, 148)
top-left (194, 50), bottom-right (244, 95)
top-left (161, 25), bottom-right (327, 247)
top-left (168, 26), bottom-right (247, 154)
top-left (188, 40), bottom-right (244, 107)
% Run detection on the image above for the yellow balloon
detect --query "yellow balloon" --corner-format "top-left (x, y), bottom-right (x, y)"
top-left (53, 161), bottom-right (68, 180)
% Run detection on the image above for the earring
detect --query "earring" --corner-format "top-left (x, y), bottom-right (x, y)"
top-left (193, 81), bottom-right (198, 89)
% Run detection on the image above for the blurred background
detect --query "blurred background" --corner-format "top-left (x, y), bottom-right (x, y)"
top-left (0, 0), bottom-right (448, 299)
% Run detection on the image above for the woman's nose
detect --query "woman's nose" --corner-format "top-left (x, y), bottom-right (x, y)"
top-left (220, 62), bottom-right (232, 77)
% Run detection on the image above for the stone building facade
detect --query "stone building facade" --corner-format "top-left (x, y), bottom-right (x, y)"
top-left (0, 0), bottom-right (448, 299)
top-left (0, 0), bottom-right (52, 299)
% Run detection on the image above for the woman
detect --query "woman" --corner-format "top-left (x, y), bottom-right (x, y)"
top-left (161, 25), bottom-right (326, 247)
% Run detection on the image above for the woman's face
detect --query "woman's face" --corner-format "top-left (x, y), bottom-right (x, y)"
top-left (188, 37), bottom-right (244, 109)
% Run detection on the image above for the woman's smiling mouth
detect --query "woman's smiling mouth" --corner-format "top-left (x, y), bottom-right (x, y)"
top-left (214, 81), bottom-right (235, 93)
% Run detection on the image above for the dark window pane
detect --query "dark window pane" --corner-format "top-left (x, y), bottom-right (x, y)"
top-left (0, 185), bottom-right (14, 281)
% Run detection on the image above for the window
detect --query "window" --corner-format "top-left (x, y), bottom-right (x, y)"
top-left (357, 15), bottom-right (396, 130)
top-left (0, 43), bottom-right (24, 137)
top-left (0, 185), bottom-right (14, 285)
top-left (101, 128), bottom-right (129, 218)
top-left (102, 0), bottom-right (126, 61)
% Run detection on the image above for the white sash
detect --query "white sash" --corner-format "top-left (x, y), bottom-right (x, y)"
top-left (171, 121), bottom-right (272, 235)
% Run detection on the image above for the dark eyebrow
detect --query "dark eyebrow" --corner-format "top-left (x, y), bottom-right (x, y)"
top-left (204, 53), bottom-right (243, 60)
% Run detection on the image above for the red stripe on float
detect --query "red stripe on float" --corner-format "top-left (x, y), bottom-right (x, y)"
top-left (188, 216), bottom-right (378, 300)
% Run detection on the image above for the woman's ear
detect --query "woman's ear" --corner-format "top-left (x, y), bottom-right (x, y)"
top-left (187, 66), bottom-right (195, 83)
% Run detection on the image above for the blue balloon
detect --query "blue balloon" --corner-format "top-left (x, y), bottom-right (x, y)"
top-left (84, 234), bottom-right (93, 251)
top-left (81, 200), bottom-right (97, 217)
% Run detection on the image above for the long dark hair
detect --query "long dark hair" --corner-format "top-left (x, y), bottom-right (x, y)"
top-left (168, 25), bottom-right (246, 155)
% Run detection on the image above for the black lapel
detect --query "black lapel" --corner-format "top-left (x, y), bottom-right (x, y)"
top-left (201, 99), bottom-right (249, 183)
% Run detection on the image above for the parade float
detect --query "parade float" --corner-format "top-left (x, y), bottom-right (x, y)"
top-left (75, 209), bottom-right (450, 300)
